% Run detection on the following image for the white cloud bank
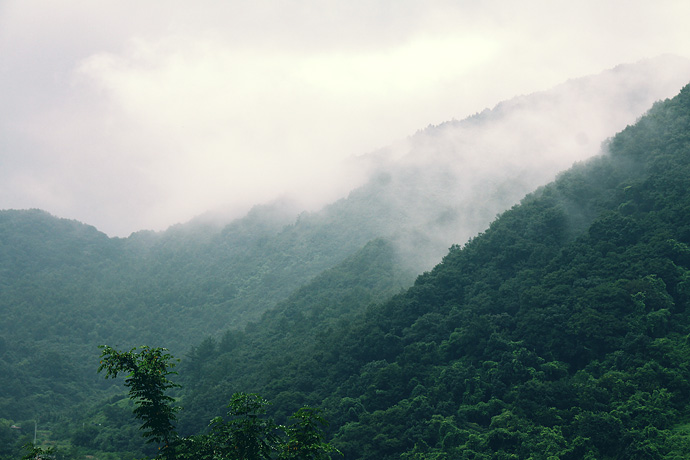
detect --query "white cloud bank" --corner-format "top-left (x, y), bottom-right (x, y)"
top-left (1, 0), bottom-right (690, 236)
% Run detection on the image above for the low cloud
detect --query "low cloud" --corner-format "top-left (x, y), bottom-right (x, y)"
top-left (2, 1), bottom-right (690, 236)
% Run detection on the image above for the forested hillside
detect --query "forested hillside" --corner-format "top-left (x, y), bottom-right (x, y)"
top-left (2, 58), bottom-right (690, 458)
top-left (177, 84), bottom-right (690, 459)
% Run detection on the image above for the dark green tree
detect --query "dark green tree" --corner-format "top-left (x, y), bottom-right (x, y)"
top-left (206, 393), bottom-right (278, 460)
top-left (280, 407), bottom-right (336, 460)
top-left (98, 345), bottom-right (180, 454)
top-left (99, 345), bottom-right (337, 460)
top-left (20, 443), bottom-right (56, 460)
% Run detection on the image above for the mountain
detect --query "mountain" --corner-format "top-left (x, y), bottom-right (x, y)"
top-left (2, 56), bottom-right (690, 456)
top-left (177, 81), bottom-right (690, 459)
top-left (4, 56), bottom-right (689, 349)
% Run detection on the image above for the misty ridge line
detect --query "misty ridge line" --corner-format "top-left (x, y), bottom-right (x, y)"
top-left (175, 56), bottom-right (689, 232)
top-left (4, 1), bottom-right (690, 239)
top-left (2, 56), bottom-right (690, 396)
top-left (7, 56), bottom-right (686, 349)
top-left (6, 56), bottom-right (690, 249)
top-left (228, 55), bottom-right (690, 271)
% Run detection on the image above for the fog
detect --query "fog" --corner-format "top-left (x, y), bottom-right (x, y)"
top-left (2, 1), bottom-right (690, 236)
top-left (320, 55), bottom-right (690, 270)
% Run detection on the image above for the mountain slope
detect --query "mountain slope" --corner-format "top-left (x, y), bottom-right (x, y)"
top-left (3, 56), bottom-right (688, 354)
top-left (162, 54), bottom-right (690, 327)
top-left (2, 57), bottom-right (690, 450)
top-left (322, 84), bottom-right (690, 459)
top-left (178, 83), bottom-right (690, 459)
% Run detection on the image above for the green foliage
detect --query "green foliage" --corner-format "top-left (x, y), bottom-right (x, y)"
top-left (98, 346), bottom-right (180, 448)
top-left (20, 443), bottom-right (56, 460)
top-left (280, 407), bottom-right (335, 460)
top-left (0, 195), bottom-right (417, 433)
top-left (175, 238), bottom-right (414, 434)
top-left (176, 395), bottom-right (337, 460)
top-left (100, 345), bottom-right (338, 460)
top-left (199, 393), bottom-right (278, 460)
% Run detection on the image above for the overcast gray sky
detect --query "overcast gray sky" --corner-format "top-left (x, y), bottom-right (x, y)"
top-left (2, 0), bottom-right (690, 236)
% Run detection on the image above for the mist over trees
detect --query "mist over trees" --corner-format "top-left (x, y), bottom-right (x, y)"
top-left (176, 81), bottom-right (690, 459)
top-left (3, 58), bottom-right (690, 458)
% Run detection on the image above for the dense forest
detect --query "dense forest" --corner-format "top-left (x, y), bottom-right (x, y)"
top-left (165, 83), bottom-right (690, 459)
top-left (5, 59), bottom-right (677, 430)
top-left (3, 62), bottom-right (690, 458)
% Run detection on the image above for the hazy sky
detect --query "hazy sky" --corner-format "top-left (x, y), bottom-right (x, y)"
top-left (2, 1), bottom-right (690, 236)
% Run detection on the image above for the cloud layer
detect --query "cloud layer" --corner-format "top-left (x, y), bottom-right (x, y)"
top-left (2, 1), bottom-right (690, 236)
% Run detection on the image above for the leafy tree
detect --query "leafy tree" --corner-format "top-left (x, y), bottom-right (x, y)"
top-left (99, 345), bottom-right (338, 460)
top-left (280, 407), bottom-right (336, 460)
top-left (20, 443), bottom-right (56, 460)
top-left (197, 393), bottom-right (278, 460)
top-left (98, 345), bottom-right (180, 453)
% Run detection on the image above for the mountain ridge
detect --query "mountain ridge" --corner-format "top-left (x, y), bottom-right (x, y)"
top-left (175, 81), bottom-right (690, 459)
top-left (2, 59), bottom-right (690, 457)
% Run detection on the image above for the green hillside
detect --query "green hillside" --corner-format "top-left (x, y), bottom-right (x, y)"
top-left (0, 204), bottom-right (417, 420)
top-left (3, 59), bottom-right (686, 365)
top-left (4, 62), bottom-right (657, 432)
top-left (3, 64), bottom-right (690, 458)
top-left (177, 84), bottom-right (690, 459)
